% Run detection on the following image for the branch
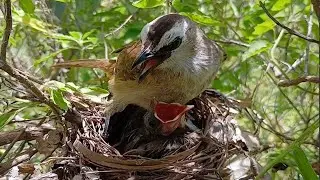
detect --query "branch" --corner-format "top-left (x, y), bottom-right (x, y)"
top-left (311, 0), bottom-right (320, 20)
top-left (104, 14), bottom-right (133, 37)
top-left (215, 39), bottom-right (250, 48)
top-left (0, 127), bottom-right (52, 146)
top-left (0, 0), bottom-right (61, 116)
top-left (278, 76), bottom-right (320, 87)
top-left (0, 0), bottom-right (12, 66)
top-left (0, 129), bottom-right (25, 163)
top-left (259, 1), bottom-right (320, 44)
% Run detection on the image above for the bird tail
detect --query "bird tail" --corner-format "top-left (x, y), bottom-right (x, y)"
top-left (52, 59), bottom-right (116, 76)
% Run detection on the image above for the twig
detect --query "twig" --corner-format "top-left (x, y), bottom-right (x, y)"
top-left (311, 0), bottom-right (320, 20)
top-left (267, 72), bottom-right (306, 121)
top-left (0, 0), bottom-right (12, 67)
top-left (304, 9), bottom-right (313, 75)
top-left (0, 127), bottom-right (52, 146)
top-left (166, 0), bottom-right (171, 14)
top-left (0, 0), bottom-right (61, 117)
top-left (278, 76), bottom-right (320, 87)
top-left (104, 15), bottom-right (133, 37)
top-left (215, 39), bottom-right (250, 48)
top-left (259, 1), bottom-right (320, 44)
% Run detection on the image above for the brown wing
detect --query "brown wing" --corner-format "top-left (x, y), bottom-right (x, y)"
top-left (52, 41), bottom-right (141, 81)
top-left (52, 59), bottom-right (116, 77)
top-left (113, 41), bottom-right (142, 81)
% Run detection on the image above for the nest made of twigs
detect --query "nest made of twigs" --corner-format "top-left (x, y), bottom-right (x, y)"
top-left (55, 89), bottom-right (253, 180)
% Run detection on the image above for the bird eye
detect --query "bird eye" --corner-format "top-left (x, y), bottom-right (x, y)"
top-left (158, 37), bottom-right (182, 53)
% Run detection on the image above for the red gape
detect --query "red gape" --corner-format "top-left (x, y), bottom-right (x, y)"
top-left (154, 102), bottom-right (193, 136)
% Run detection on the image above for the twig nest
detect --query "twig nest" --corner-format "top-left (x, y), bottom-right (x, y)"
top-left (57, 89), bottom-right (263, 180)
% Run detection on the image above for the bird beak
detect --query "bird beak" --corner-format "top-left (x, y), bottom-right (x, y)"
top-left (154, 102), bottom-right (194, 136)
top-left (132, 47), bottom-right (170, 82)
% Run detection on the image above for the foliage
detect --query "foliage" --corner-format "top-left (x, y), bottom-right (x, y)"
top-left (0, 0), bottom-right (319, 178)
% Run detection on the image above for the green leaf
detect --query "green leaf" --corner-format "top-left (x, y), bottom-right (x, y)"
top-left (82, 30), bottom-right (95, 39)
top-left (252, 20), bottom-right (275, 35)
top-left (34, 48), bottom-right (68, 66)
top-left (172, 0), bottom-right (197, 12)
top-left (271, 0), bottom-right (291, 11)
top-left (132, 0), bottom-right (164, 8)
top-left (50, 89), bottom-right (70, 111)
top-left (256, 121), bottom-right (319, 179)
top-left (69, 31), bottom-right (82, 40)
top-left (180, 12), bottom-right (219, 25)
top-left (19, 0), bottom-right (35, 14)
top-left (89, 87), bottom-right (109, 94)
top-left (0, 109), bottom-right (19, 129)
top-left (22, 15), bottom-right (50, 33)
top-left (292, 146), bottom-right (318, 180)
top-left (242, 40), bottom-right (271, 60)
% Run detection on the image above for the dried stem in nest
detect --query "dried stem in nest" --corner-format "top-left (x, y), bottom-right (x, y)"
top-left (59, 89), bottom-right (247, 179)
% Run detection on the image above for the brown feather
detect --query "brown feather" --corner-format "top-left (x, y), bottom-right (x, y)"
top-left (52, 59), bottom-right (116, 77)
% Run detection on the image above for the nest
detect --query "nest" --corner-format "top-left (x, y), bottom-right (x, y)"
top-left (53, 89), bottom-right (258, 180)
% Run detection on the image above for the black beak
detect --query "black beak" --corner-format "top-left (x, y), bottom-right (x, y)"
top-left (131, 49), bottom-right (154, 70)
top-left (131, 47), bottom-right (171, 82)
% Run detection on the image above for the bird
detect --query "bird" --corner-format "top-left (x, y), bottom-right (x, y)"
top-left (53, 13), bottom-right (225, 135)
top-left (106, 13), bottom-right (225, 118)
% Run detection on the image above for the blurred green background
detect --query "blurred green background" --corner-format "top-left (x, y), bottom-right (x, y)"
top-left (0, 0), bottom-right (319, 178)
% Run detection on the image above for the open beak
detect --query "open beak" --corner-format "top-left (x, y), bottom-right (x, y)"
top-left (132, 48), bottom-right (170, 82)
top-left (154, 102), bottom-right (194, 136)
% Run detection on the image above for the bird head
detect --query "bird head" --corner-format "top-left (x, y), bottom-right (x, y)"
top-left (153, 101), bottom-right (194, 136)
top-left (132, 14), bottom-right (198, 81)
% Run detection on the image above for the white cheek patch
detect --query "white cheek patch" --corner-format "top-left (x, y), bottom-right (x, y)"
top-left (140, 23), bottom-right (150, 44)
top-left (140, 15), bottom-right (163, 44)
top-left (155, 20), bottom-right (188, 51)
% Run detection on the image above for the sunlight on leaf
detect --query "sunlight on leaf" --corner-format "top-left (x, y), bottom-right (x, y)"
top-left (132, 0), bottom-right (164, 8)
top-left (253, 20), bottom-right (275, 35)
top-left (271, 0), bottom-right (291, 11)
top-left (21, 15), bottom-right (51, 33)
top-left (69, 31), bottom-right (82, 40)
top-left (50, 89), bottom-right (70, 111)
top-left (180, 12), bottom-right (219, 25)
top-left (242, 40), bottom-right (271, 60)
top-left (292, 146), bottom-right (318, 180)
top-left (19, 0), bottom-right (35, 14)
top-left (34, 48), bottom-right (68, 66)
top-left (0, 108), bottom-right (25, 129)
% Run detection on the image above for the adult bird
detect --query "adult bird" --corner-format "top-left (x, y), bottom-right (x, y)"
top-left (107, 13), bottom-right (225, 116)
top-left (53, 13), bottom-right (225, 135)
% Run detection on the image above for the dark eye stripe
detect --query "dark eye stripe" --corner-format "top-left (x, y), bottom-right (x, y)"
top-left (158, 37), bottom-right (182, 53)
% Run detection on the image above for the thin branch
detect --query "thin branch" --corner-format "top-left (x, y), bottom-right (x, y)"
top-left (0, 127), bottom-right (52, 147)
top-left (304, 9), bottom-right (313, 75)
top-left (215, 39), bottom-right (250, 47)
top-left (166, 0), bottom-right (172, 14)
top-left (104, 14), bottom-right (133, 37)
top-left (0, 0), bottom-right (12, 67)
top-left (267, 72), bottom-right (306, 121)
top-left (278, 76), bottom-right (320, 87)
top-left (259, 1), bottom-right (320, 44)
top-left (0, 0), bottom-right (61, 117)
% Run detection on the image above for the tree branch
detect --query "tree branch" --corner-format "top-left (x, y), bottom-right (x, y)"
top-left (0, 0), bottom-right (12, 66)
top-left (259, 1), bottom-right (320, 44)
top-left (0, 127), bottom-right (53, 147)
top-left (0, 0), bottom-right (61, 116)
top-left (278, 76), bottom-right (320, 87)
